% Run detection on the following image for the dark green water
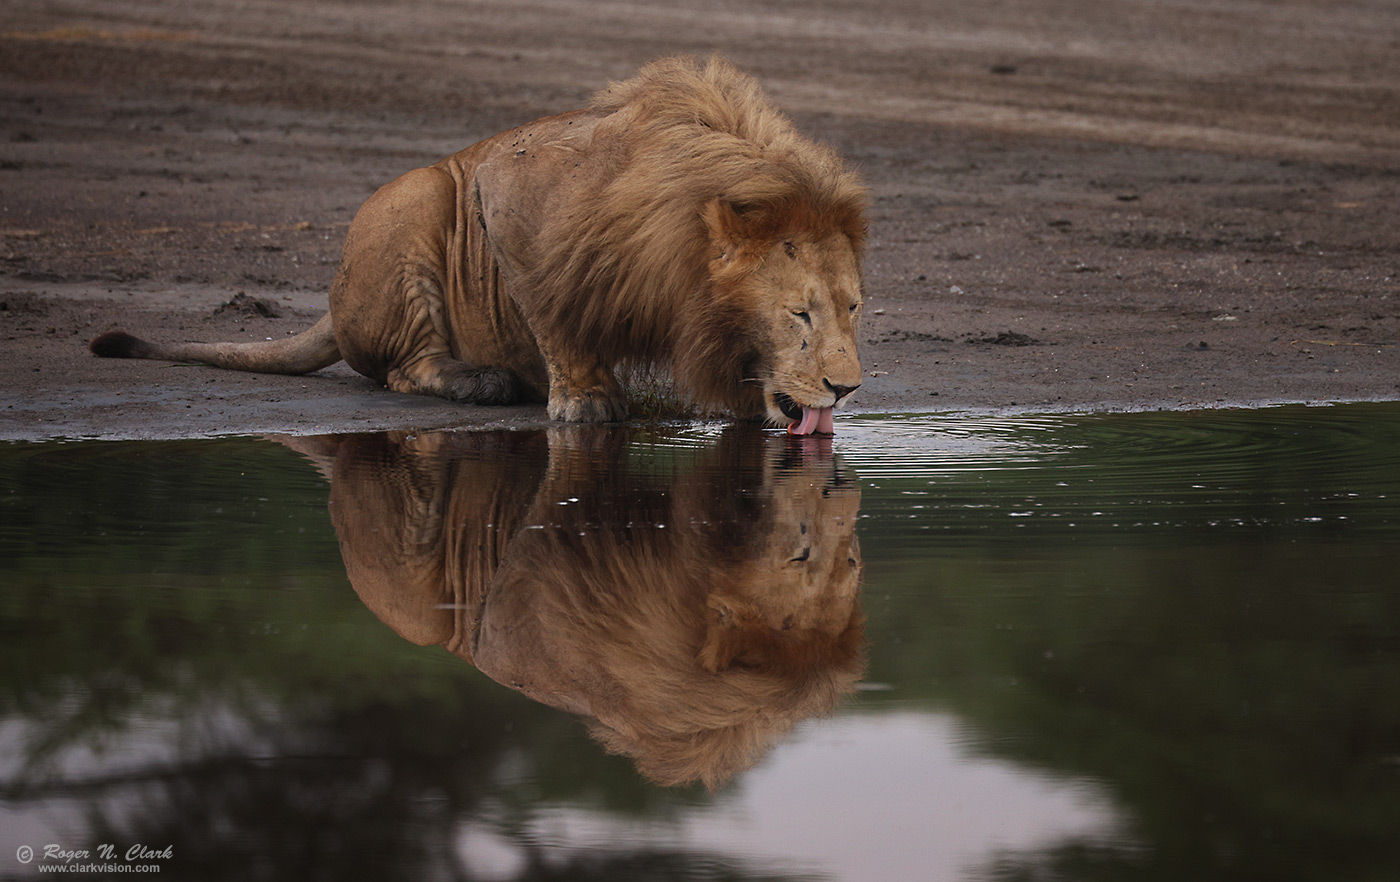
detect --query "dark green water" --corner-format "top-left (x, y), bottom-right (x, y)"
top-left (2, 403), bottom-right (1398, 881)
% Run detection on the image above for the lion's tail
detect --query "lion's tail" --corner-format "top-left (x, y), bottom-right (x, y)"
top-left (89, 312), bottom-right (341, 375)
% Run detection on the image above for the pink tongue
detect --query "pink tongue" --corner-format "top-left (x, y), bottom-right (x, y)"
top-left (787, 406), bottom-right (835, 436)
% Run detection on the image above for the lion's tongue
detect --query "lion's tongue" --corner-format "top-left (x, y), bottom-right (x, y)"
top-left (787, 406), bottom-right (835, 436)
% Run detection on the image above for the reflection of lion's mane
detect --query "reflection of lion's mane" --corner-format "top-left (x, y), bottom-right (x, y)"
top-left (477, 433), bottom-right (864, 789)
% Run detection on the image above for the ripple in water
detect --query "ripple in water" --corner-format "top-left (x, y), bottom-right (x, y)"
top-left (838, 403), bottom-right (1400, 541)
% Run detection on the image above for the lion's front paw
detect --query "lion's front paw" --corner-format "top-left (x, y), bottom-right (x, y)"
top-left (548, 386), bottom-right (629, 422)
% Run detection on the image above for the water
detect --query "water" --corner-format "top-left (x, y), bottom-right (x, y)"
top-left (2, 404), bottom-right (1398, 881)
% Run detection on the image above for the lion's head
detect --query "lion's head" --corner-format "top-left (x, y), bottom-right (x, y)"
top-left (701, 200), bottom-right (865, 434)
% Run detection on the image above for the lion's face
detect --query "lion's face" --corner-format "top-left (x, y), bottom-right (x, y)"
top-left (751, 232), bottom-right (864, 431)
top-left (703, 199), bottom-right (865, 431)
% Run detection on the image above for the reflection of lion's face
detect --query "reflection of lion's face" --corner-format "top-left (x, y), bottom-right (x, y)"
top-left (746, 232), bottom-right (864, 427)
top-left (701, 454), bottom-right (863, 673)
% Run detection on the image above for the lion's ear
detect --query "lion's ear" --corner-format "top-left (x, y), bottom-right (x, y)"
top-left (701, 198), bottom-right (755, 262)
top-left (699, 594), bottom-right (746, 672)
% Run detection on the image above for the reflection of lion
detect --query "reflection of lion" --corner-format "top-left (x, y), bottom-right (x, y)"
top-left (287, 427), bottom-right (864, 789)
top-left (93, 56), bottom-right (868, 433)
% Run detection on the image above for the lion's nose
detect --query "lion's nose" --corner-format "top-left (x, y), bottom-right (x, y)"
top-left (824, 379), bottom-right (861, 402)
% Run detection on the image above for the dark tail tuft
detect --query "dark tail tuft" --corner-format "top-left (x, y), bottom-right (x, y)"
top-left (89, 330), bottom-right (146, 359)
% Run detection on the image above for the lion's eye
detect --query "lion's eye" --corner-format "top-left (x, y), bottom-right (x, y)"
top-left (850, 302), bottom-right (862, 314)
top-left (793, 310), bottom-right (811, 324)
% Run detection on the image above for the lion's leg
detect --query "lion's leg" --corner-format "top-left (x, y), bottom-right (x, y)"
top-left (351, 271), bottom-right (527, 406)
top-left (539, 346), bottom-right (628, 422)
top-left (333, 167), bottom-right (532, 407)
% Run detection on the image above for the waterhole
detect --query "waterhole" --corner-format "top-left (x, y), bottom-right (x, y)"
top-left (2, 403), bottom-right (1397, 880)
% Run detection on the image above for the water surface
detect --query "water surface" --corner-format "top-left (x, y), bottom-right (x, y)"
top-left (2, 404), bottom-right (1398, 880)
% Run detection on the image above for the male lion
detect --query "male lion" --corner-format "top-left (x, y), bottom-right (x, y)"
top-left (91, 56), bottom-right (868, 434)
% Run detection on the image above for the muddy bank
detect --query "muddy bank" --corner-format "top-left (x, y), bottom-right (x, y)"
top-left (2, 0), bottom-right (1397, 441)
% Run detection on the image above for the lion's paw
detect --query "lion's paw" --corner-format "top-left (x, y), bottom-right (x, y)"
top-left (548, 387), bottom-right (629, 423)
top-left (442, 367), bottom-right (521, 405)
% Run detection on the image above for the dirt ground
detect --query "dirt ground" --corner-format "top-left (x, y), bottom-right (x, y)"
top-left (2, 0), bottom-right (1397, 441)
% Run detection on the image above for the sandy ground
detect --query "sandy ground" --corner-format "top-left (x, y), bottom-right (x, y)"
top-left (1, 0), bottom-right (1397, 441)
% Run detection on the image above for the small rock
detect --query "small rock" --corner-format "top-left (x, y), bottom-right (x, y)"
top-left (215, 292), bottom-right (282, 318)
